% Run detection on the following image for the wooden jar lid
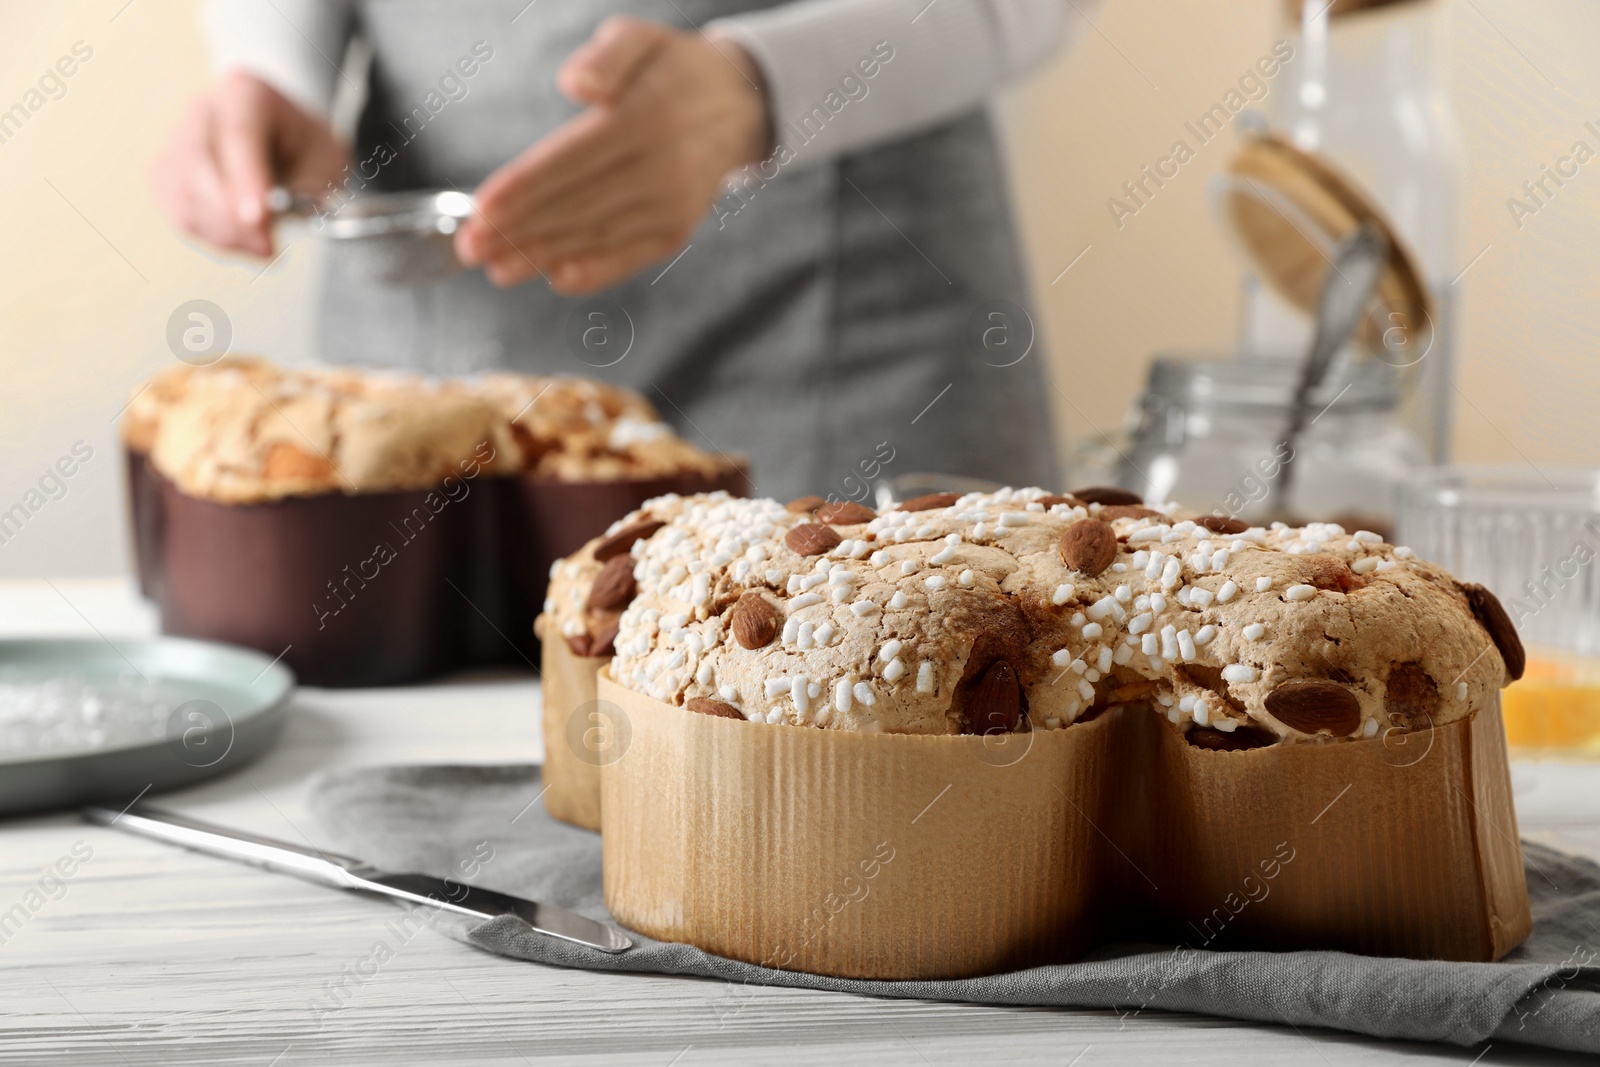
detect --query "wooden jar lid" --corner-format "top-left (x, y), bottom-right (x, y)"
top-left (1282, 0), bottom-right (1426, 18)
top-left (1222, 132), bottom-right (1433, 364)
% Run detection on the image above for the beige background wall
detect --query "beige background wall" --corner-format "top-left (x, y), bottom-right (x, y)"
top-left (1, 0), bottom-right (1596, 577)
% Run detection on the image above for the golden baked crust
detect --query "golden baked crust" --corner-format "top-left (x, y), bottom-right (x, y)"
top-left (117, 356), bottom-right (278, 454)
top-left (593, 490), bottom-right (1515, 744)
top-left (475, 374), bottom-right (739, 482)
top-left (127, 358), bottom-right (741, 502)
top-left (148, 367), bottom-right (512, 502)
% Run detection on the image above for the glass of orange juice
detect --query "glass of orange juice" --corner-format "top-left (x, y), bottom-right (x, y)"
top-left (1400, 466), bottom-right (1600, 756)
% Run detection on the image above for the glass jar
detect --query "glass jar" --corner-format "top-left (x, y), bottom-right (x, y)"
top-left (1253, 0), bottom-right (1463, 462)
top-left (1076, 353), bottom-right (1425, 535)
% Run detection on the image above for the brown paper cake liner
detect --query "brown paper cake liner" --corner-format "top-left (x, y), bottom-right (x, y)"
top-left (156, 474), bottom-right (464, 688)
top-left (598, 673), bottom-right (1531, 980)
top-left (536, 620), bottom-right (608, 831)
top-left (1121, 699), bottom-right (1529, 961)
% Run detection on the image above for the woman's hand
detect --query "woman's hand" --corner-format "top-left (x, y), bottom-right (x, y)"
top-left (455, 17), bottom-right (769, 295)
top-left (151, 71), bottom-right (347, 257)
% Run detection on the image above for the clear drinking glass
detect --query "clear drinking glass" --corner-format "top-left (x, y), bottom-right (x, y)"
top-left (1398, 466), bottom-right (1600, 753)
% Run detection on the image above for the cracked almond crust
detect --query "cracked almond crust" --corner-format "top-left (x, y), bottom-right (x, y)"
top-left (127, 358), bottom-right (738, 502)
top-left (571, 490), bottom-right (1508, 743)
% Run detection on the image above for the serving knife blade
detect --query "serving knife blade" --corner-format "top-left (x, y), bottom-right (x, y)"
top-left (82, 802), bottom-right (632, 954)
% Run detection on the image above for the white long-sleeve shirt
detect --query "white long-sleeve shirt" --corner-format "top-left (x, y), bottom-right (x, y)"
top-left (206, 0), bottom-right (1095, 166)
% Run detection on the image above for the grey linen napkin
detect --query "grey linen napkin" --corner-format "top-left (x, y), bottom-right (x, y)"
top-left (308, 765), bottom-right (1600, 1054)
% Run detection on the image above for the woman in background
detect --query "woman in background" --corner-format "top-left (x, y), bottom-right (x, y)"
top-left (152, 0), bottom-right (1094, 500)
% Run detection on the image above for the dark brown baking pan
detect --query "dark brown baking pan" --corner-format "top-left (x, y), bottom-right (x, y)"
top-left (155, 472), bottom-right (466, 687)
top-left (492, 464), bottom-right (752, 663)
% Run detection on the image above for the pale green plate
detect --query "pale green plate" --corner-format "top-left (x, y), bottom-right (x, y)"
top-left (0, 637), bottom-right (294, 815)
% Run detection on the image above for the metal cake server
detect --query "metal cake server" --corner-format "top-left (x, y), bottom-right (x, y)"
top-left (83, 803), bottom-right (632, 953)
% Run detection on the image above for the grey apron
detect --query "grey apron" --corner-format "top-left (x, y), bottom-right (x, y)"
top-left (325, 0), bottom-right (1059, 500)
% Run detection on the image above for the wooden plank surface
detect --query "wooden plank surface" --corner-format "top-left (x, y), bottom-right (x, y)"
top-left (1, 580), bottom-right (1595, 1065)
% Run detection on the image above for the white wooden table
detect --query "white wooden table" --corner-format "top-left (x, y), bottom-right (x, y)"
top-left (2, 580), bottom-right (1596, 1066)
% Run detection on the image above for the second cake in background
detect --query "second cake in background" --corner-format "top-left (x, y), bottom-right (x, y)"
top-left (118, 357), bottom-right (749, 685)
